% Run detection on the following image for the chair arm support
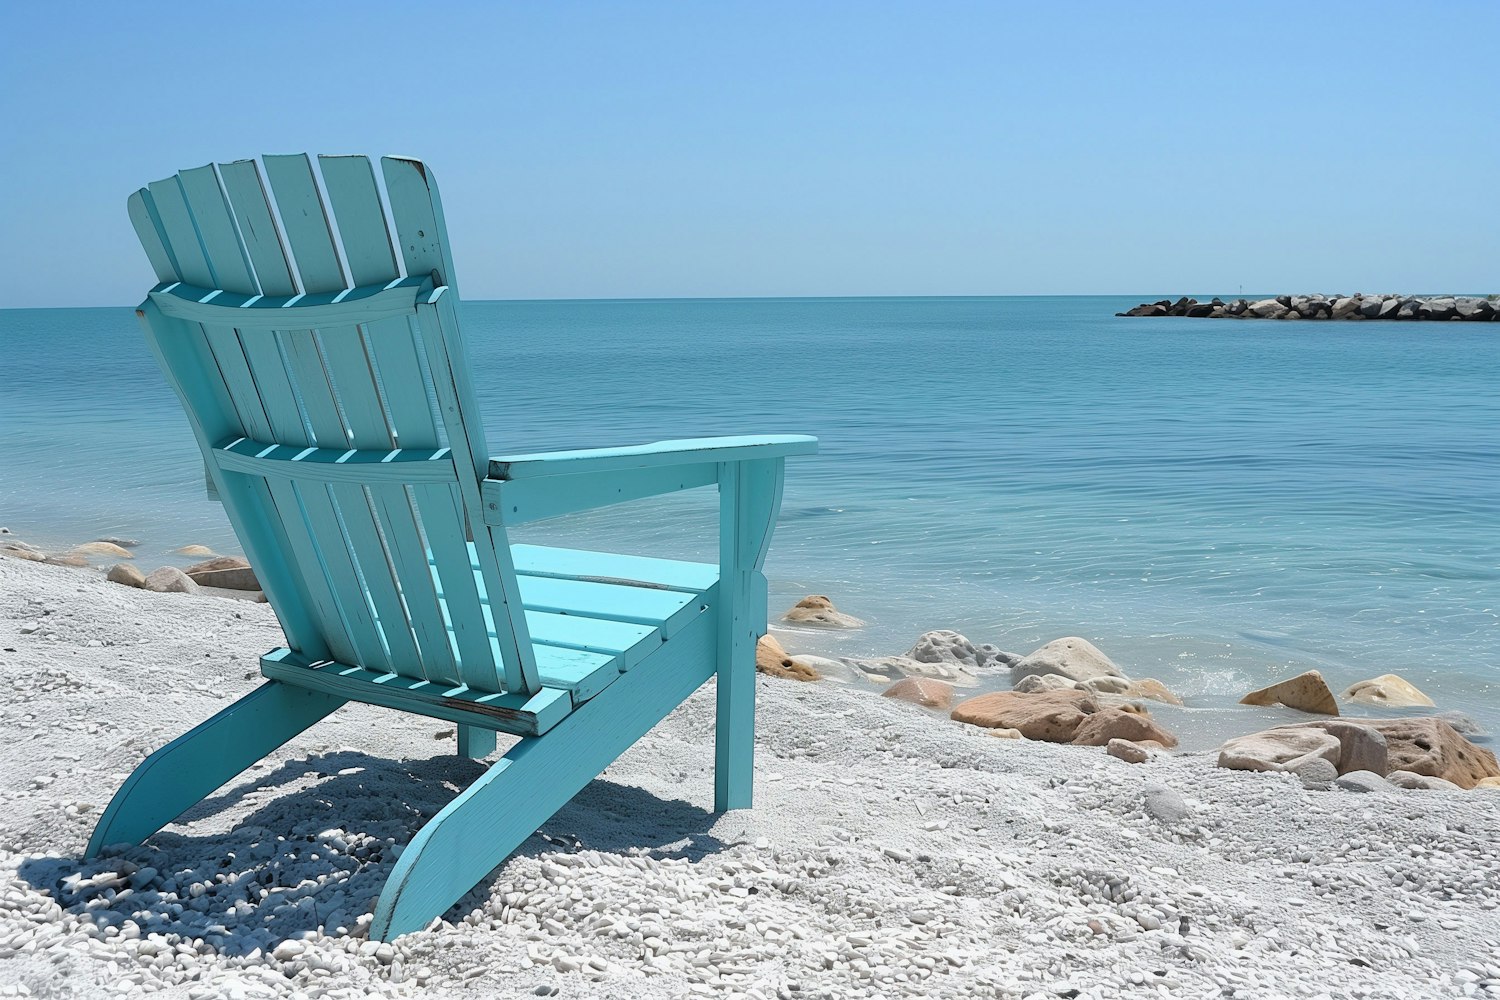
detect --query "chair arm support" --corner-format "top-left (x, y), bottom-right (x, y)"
top-left (487, 435), bottom-right (817, 480)
top-left (480, 436), bottom-right (816, 527)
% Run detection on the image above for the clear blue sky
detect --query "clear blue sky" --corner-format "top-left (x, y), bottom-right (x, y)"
top-left (2, 1), bottom-right (1496, 306)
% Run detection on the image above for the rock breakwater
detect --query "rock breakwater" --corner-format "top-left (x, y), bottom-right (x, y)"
top-left (1118, 293), bottom-right (1500, 321)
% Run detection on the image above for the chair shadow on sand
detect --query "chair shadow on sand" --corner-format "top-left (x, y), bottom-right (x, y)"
top-left (21, 751), bottom-right (728, 957)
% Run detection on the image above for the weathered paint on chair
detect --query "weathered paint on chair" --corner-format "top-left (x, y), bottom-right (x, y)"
top-left (91, 154), bottom-right (816, 940)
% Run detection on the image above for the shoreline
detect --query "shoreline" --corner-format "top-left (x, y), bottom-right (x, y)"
top-left (2, 553), bottom-right (1498, 998)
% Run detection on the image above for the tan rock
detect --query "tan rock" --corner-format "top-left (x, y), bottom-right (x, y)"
top-left (756, 634), bottom-right (818, 681)
top-left (1281, 720), bottom-right (1389, 775)
top-left (1239, 670), bottom-right (1339, 715)
top-left (1341, 674), bottom-right (1435, 708)
top-left (1, 545), bottom-right (47, 562)
top-left (1012, 637), bottom-right (1124, 684)
top-left (1475, 777), bottom-right (1500, 790)
top-left (1072, 709), bottom-right (1178, 749)
top-left (1218, 728), bottom-right (1341, 774)
top-left (950, 689), bottom-right (1099, 742)
top-left (882, 677), bottom-right (954, 709)
top-left (144, 566), bottom-right (200, 595)
top-left (106, 563), bottom-right (147, 589)
top-left (781, 595), bottom-right (865, 628)
top-left (1386, 769), bottom-right (1462, 791)
top-left (175, 544), bottom-right (216, 557)
top-left (1107, 739), bottom-right (1150, 764)
top-left (1362, 718), bottom-right (1499, 789)
top-left (71, 541), bottom-right (134, 558)
top-left (43, 554), bottom-right (89, 567)
top-left (185, 555), bottom-right (259, 591)
top-left (1013, 673), bottom-right (1077, 694)
top-left (1125, 678), bottom-right (1184, 706)
top-left (986, 727), bottom-right (1023, 740)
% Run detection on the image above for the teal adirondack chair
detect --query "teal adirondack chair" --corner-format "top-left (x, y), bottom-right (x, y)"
top-left (87, 153), bottom-right (815, 940)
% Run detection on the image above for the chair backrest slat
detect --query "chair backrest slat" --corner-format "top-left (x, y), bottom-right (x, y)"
top-left (176, 165), bottom-right (257, 295)
top-left (127, 153), bottom-right (539, 695)
top-left (319, 155), bottom-right (401, 286)
top-left (217, 159), bottom-right (298, 297)
top-left (261, 154), bottom-right (346, 293)
top-left (146, 178), bottom-right (215, 288)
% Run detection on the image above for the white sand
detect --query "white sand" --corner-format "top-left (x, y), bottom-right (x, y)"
top-left (1, 554), bottom-right (1497, 1000)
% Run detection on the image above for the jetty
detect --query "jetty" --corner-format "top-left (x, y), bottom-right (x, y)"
top-left (1119, 293), bottom-right (1499, 321)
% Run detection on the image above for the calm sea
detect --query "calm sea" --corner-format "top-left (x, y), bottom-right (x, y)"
top-left (3, 297), bottom-right (1497, 743)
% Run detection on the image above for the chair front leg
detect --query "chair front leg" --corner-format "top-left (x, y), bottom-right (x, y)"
top-left (714, 458), bottom-right (784, 812)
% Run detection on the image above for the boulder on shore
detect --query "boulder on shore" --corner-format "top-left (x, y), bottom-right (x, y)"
top-left (781, 595), bottom-right (864, 628)
top-left (1218, 727), bottom-right (1341, 778)
top-left (756, 634), bottom-right (819, 681)
top-left (951, 688), bottom-right (1177, 748)
top-left (1341, 673), bottom-right (1435, 708)
top-left (106, 563), bottom-right (147, 589)
top-left (1239, 670), bottom-right (1339, 715)
top-left (71, 541), bottom-right (134, 559)
top-left (144, 566), bottom-right (199, 595)
top-left (185, 555), bottom-right (260, 592)
top-left (882, 677), bottom-right (955, 710)
top-left (1362, 718), bottom-right (1499, 789)
top-left (1011, 637), bottom-right (1124, 685)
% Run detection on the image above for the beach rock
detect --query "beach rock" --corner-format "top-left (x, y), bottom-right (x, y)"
top-left (94, 536), bottom-right (139, 548)
top-left (1331, 296), bottom-right (1360, 318)
top-left (1419, 297), bottom-right (1457, 321)
top-left (1476, 776), bottom-right (1500, 790)
top-left (977, 644), bottom-right (1022, 668)
top-left (1296, 757), bottom-right (1338, 789)
top-left (1357, 297), bottom-right (1386, 319)
top-left (1362, 718), bottom-right (1500, 789)
top-left (106, 563), bottom-right (147, 589)
top-left (1013, 673), bottom-right (1077, 694)
top-left (1218, 727), bottom-right (1341, 775)
top-left (1249, 299), bottom-right (1288, 319)
top-left (1, 544), bottom-right (47, 562)
top-left (1335, 770), bottom-right (1393, 794)
top-left (1071, 709), bottom-right (1178, 749)
top-left (175, 544), bottom-right (216, 557)
top-left (1281, 720), bottom-right (1389, 775)
top-left (1341, 673), bottom-right (1435, 708)
top-left (1377, 297), bottom-right (1401, 320)
top-left (185, 556), bottom-right (260, 591)
top-left (1077, 675), bottom-right (1183, 705)
top-left (1107, 739), bottom-right (1150, 764)
top-left (842, 653), bottom-right (978, 686)
top-left (985, 727), bottom-right (1024, 739)
top-left (950, 689), bottom-right (1099, 742)
top-left (905, 630), bottom-right (983, 669)
top-left (1126, 678), bottom-right (1184, 706)
top-left (794, 655), bottom-right (870, 684)
top-left (781, 595), bottom-right (864, 628)
top-left (71, 541), bottom-right (134, 559)
top-left (1435, 710), bottom-right (1485, 737)
top-left (1386, 769), bottom-right (1462, 791)
top-left (1239, 670), bottom-right (1339, 715)
top-left (144, 566), bottom-right (200, 595)
top-left (1012, 637), bottom-right (1124, 685)
top-left (756, 634), bottom-right (819, 681)
top-left (1142, 784), bottom-right (1189, 824)
top-left (882, 677), bottom-right (954, 710)
top-left (43, 553), bottom-right (89, 567)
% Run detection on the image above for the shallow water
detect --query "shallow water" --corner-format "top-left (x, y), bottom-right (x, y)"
top-left (2, 297), bottom-right (1497, 741)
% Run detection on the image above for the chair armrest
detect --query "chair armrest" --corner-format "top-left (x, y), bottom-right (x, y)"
top-left (487, 435), bottom-right (817, 480)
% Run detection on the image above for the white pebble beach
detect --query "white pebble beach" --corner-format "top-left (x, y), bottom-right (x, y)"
top-left (2, 554), bottom-right (1497, 1000)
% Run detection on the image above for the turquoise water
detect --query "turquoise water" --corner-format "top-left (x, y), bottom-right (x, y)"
top-left (3, 298), bottom-right (1498, 738)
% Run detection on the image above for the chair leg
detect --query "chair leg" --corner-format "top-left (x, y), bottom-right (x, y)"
top-left (86, 681), bottom-right (344, 858)
top-left (457, 725), bottom-right (496, 759)
top-left (714, 574), bottom-right (758, 813)
top-left (370, 617), bottom-right (716, 940)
